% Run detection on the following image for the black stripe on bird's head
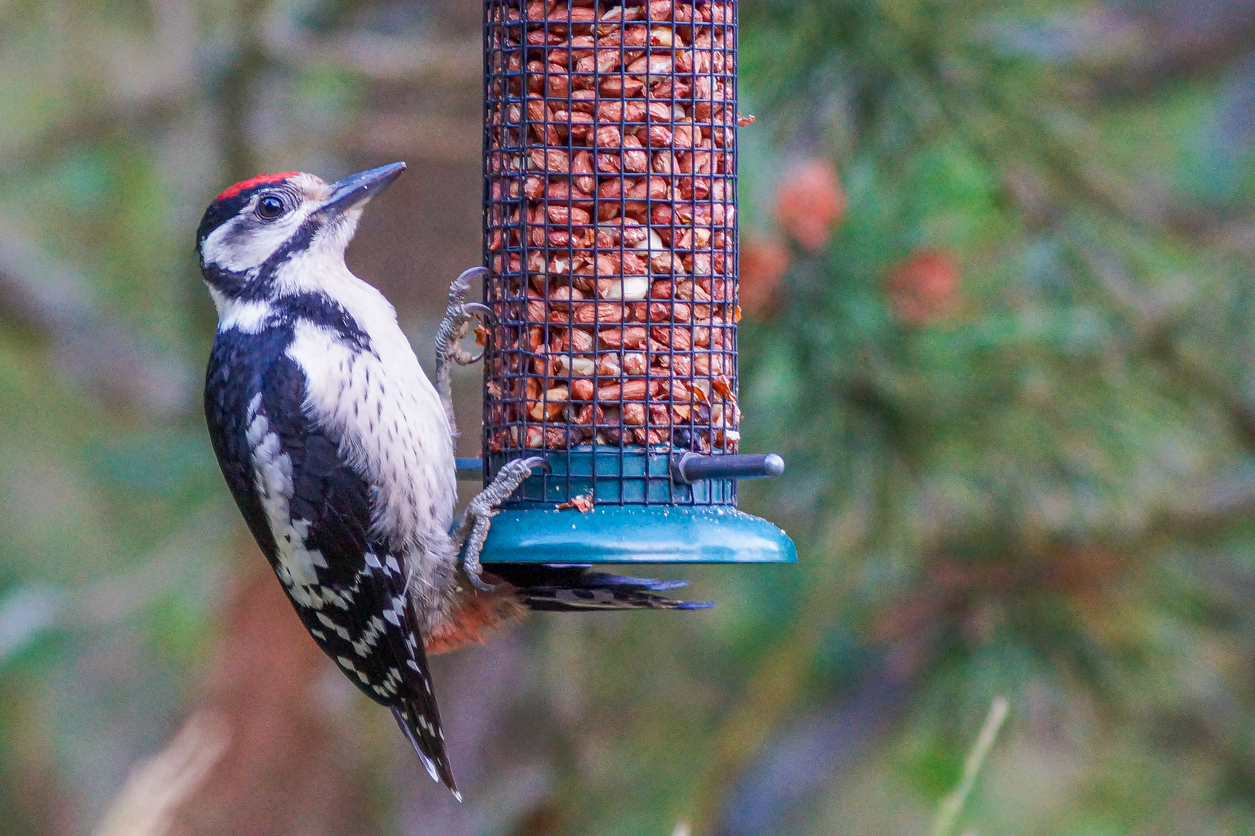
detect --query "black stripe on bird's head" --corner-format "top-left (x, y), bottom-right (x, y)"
top-left (196, 163), bottom-right (406, 302)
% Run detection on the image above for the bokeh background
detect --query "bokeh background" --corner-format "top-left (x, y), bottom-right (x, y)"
top-left (4, 0), bottom-right (1255, 833)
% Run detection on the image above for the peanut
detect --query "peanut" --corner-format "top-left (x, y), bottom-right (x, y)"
top-left (571, 378), bottom-right (595, 400)
top-left (598, 380), bottom-right (649, 401)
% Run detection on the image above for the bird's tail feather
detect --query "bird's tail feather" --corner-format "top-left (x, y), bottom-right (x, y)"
top-left (392, 704), bottom-right (461, 801)
top-left (487, 563), bottom-right (715, 612)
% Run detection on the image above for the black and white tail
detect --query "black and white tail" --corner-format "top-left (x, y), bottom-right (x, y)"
top-left (392, 702), bottom-right (460, 800)
top-left (489, 563), bottom-right (716, 612)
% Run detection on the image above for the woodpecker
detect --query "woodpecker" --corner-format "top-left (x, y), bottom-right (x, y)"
top-left (197, 163), bottom-right (709, 800)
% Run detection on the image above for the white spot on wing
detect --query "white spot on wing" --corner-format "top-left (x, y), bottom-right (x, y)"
top-left (315, 611), bottom-right (351, 640)
top-left (248, 405), bottom-right (334, 608)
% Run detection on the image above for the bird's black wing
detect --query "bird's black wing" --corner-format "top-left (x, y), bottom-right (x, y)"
top-left (205, 329), bottom-right (457, 795)
top-left (205, 327), bottom-right (287, 560)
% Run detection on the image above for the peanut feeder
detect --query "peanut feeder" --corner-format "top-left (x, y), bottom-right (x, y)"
top-left (467, 0), bottom-right (795, 564)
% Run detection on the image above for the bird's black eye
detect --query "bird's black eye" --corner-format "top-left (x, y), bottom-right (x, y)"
top-left (257, 194), bottom-right (287, 220)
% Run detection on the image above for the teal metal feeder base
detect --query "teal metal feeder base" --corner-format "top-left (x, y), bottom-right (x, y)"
top-left (482, 505), bottom-right (796, 565)
top-left (457, 452), bottom-right (796, 565)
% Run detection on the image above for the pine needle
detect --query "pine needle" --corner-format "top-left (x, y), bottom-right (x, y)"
top-left (930, 697), bottom-right (1009, 836)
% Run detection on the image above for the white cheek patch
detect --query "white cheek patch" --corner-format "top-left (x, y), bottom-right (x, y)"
top-left (201, 202), bottom-right (319, 274)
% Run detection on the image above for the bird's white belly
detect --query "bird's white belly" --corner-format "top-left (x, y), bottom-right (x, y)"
top-left (287, 319), bottom-right (458, 555)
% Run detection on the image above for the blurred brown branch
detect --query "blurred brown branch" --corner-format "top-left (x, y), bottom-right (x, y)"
top-left (170, 551), bottom-right (374, 836)
top-left (351, 113), bottom-right (482, 164)
top-left (0, 226), bottom-right (194, 415)
top-left (92, 712), bottom-right (231, 836)
top-left (1091, 1), bottom-right (1255, 96)
top-left (262, 23), bottom-right (480, 85)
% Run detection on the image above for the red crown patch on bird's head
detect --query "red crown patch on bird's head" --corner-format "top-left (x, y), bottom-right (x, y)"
top-left (216, 172), bottom-right (301, 201)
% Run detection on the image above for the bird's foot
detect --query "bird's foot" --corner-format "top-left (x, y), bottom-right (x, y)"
top-left (435, 266), bottom-right (495, 437)
top-left (436, 266), bottom-right (493, 368)
top-left (456, 456), bottom-right (547, 592)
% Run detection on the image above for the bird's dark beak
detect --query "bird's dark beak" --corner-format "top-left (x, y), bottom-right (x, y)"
top-left (318, 162), bottom-right (406, 217)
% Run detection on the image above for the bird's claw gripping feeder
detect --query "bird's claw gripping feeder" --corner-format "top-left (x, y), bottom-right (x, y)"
top-left (464, 0), bottom-right (794, 565)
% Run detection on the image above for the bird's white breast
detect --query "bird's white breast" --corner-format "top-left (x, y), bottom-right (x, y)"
top-left (283, 263), bottom-right (458, 566)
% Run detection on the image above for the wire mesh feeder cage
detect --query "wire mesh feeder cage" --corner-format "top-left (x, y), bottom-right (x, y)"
top-left (467, 0), bottom-right (794, 564)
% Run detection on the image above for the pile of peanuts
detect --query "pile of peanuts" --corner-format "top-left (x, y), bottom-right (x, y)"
top-left (483, 0), bottom-right (744, 453)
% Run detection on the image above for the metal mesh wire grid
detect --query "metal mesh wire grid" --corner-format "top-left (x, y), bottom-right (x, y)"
top-left (482, 0), bottom-right (740, 507)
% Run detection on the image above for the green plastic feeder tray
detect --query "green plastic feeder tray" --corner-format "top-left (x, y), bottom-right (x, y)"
top-left (458, 450), bottom-right (796, 565)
